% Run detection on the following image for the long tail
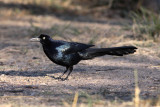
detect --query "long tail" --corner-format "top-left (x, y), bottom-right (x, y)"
top-left (79, 46), bottom-right (137, 60)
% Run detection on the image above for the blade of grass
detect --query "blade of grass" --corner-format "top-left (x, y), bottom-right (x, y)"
top-left (134, 70), bottom-right (140, 107)
top-left (72, 92), bottom-right (79, 107)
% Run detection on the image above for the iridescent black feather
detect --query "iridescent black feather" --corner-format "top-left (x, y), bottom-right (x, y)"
top-left (32, 34), bottom-right (137, 80)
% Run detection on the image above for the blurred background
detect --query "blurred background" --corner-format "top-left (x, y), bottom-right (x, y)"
top-left (0, 0), bottom-right (160, 107)
top-left (1, 0), bottom-right (160, 16)
top-left (0, 0), bottom-right (160, 42)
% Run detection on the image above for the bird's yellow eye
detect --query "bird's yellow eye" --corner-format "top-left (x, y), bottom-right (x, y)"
top-left (43, 37), bottom-right (45, 40)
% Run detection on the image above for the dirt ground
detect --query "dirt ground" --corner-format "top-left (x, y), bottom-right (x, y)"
top-left (0, 9), bottom-right (160, 106)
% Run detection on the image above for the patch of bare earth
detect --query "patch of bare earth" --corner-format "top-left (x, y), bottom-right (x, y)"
top-left (0, 12), bottom-right (160, 106)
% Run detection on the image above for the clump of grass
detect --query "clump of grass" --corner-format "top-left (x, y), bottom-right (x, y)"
top-left (131, 7), bottom-right (160, 41)
top-left (88, 32), bottom-right (98, 45)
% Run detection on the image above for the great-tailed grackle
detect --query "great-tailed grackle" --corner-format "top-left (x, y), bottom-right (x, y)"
top-left (30, 34), bottom-right (137, 80)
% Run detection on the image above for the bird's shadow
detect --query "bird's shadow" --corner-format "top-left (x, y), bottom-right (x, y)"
top-left (0, 64), bottom-right (132, 77)
top-left (0, 65), bottom-right (112, 77)
top-left (0, 65), bottom-right (157, 101)
top-left (0, 69), bottom-right (57, 77)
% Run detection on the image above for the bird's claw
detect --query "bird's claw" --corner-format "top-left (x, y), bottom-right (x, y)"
top-left (60, 78), bottom-right (68, 81)
top-left (56, 76), bottom-right (62, 79)
top-left (49, 76), bottom-right (61, 80)
top-left (48, 76), bottom-right (68, 81)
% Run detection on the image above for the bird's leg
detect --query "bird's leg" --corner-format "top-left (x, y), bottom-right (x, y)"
top-left (61, 66), bottom-right (73, 81)
top-left (57, 67), bottom-right (69, 79)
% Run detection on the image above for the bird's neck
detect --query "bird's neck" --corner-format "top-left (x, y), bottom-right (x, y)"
top-left (40, 40), bottom-right (52, 46)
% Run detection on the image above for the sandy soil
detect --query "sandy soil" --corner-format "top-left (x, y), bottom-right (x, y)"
top-left (0, 13), bottom-right (160, 106)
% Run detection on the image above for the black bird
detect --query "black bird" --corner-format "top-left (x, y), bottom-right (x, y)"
top-left (30, 34), bottom-right (137, 80)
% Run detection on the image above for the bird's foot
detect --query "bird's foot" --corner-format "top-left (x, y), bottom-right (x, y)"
top-left (49, 76), bottom-right (68, 81)
top-left (60, 77), bottom-right (68, 81)
top-left (56, 76), bottom-right (62, 80)
top-left (49, 76), bottom-right (61, 80)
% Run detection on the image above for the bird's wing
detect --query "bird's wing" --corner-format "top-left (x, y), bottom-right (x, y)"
top-left (57, 42), bottom-right (94, 54)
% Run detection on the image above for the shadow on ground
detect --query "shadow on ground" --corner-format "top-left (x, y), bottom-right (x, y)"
top-left (0, 81), bottom-right (134, 102)
top-left (0, 62), bottom-right (159, 101)
top-left (0, 64), bottom-right (146, 77)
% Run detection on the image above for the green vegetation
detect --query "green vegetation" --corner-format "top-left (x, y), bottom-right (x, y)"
top-left (131, 8), bottom-right (160, 41)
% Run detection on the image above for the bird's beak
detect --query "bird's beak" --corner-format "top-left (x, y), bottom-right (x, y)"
top-left (30, 37), bottom-right (40, 42)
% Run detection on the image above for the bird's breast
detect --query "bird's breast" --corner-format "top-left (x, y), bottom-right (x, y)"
top-left (43, 45), bottom-right (81, 66)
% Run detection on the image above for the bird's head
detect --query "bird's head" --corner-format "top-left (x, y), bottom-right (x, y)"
top-left (30, 34), bottom-right (52, 44)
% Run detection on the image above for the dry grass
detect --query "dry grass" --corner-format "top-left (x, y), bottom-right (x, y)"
top-left (59, 70), bottom-right (160, 107)
top-left (131, 7), bottom-right (160, 41)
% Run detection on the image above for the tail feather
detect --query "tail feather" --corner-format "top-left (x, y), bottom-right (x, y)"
top-left (79, 46), bottom-right (137, 60)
